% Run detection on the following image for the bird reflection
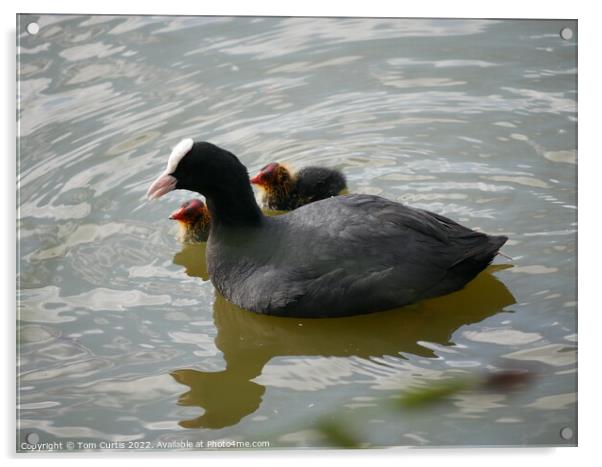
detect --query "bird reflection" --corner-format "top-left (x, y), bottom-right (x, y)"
top-left (170, 244), bottom-right (515, 429)
top-left (172, 243), bottom-right (209, 280)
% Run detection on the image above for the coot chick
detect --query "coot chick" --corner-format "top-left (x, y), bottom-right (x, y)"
top-left (170, 199), bottom-right (210, 243)
top-left (147, 139), bottom-right (508, 318)
top-left (250, 162), bottom-right (347, 210)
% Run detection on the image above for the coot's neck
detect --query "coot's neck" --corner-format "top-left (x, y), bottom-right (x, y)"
top-left (205, 181), bottom-right (263, 229)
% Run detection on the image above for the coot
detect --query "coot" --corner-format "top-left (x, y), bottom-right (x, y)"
top-left (250, 162), bottom-right (347, 210)
top-left (170, 199), bottom-right (210, 243)
top-left (147, 139), bottom-right (508, 318)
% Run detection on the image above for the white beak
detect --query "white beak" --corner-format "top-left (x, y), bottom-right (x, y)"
top-left (146, 173), bottom-right (177, 200)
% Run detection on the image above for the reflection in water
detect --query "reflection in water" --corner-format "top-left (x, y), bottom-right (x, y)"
top-left (170, 249), bottom-right (515, 428)
top-left (172, 243), bottom-right (209, 281)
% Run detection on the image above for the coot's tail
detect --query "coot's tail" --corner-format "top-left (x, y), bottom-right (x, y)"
top-left (424, 234), bottom-right (508, 299)
top-left (497, 250), bottom-right (514, 260)
top-left (463, 234), bottom-right (508, 266)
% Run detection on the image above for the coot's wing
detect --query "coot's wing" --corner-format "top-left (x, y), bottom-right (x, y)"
top-left (269, 194), bottom-right (503, 316)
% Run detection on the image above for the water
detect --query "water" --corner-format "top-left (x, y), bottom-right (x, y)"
top-left (17, 15), bottom-right (577, 449)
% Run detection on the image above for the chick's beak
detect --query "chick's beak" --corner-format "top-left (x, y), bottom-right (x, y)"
top-left (146, 173), bottom-right (177, 200)
top-left (169, 207), bottom-right (185, 221)
top-left (250, 172), bottom-right (263, 185)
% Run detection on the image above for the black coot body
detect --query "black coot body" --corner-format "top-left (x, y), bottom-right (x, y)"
top-left (147, 141), bottom-right (508, 318)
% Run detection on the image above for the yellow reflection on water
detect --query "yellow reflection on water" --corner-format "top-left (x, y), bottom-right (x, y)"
top-left (170, 243), bottom-right (514, 429)
top-left (172, 243), bottom-right (209, 280)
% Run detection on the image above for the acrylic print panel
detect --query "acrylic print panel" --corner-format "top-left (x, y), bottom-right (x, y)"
top-left (16, 15), bottom-right (577, 451)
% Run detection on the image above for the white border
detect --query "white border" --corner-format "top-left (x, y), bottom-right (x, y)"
top-left (4, 1), bottom-right (598, 466)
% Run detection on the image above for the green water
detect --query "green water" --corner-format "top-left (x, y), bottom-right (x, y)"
top-left (17, 15), bottom-right (576, 450)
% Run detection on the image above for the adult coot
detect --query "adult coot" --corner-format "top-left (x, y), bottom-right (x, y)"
top-left (147, 139), bottom-right (508, 318)
top-left (170, 199), bottom-right (211, 243)
top-left (250, 162), bottom-right (347, 210)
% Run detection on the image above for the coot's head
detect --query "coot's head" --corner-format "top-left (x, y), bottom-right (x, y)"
top-left (146, 139), bottom-right (249, 200)
top-left (169, 199), bottom-right (209, 224)
top-left (250, 162), bottom-right (293, 189)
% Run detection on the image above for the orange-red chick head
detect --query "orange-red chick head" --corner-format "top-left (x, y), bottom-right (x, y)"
top-left (250, 163), bottom-right (292, 188)
top-left (169, 199), bottom-right (208, 224)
